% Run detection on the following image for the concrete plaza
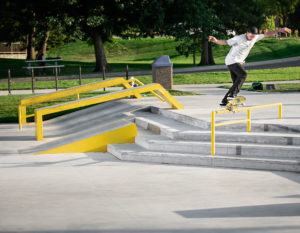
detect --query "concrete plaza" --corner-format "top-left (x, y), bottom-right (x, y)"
top-left (1, 84), bottom-right (300, 233)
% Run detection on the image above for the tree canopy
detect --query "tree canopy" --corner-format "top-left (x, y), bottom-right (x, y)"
top-left (0, 0), bottom-right (297, 69)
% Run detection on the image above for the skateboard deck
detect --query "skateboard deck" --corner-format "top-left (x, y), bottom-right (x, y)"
top-left (225, 96), bottom-right (246, 112)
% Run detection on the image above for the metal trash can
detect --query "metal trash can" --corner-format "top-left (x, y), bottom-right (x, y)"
top-left (152, 55), bottom-right (173, 89)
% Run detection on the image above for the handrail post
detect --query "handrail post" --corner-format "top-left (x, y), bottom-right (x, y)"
top-left (211, 111), bottom-right (215, 156)
top-left (55, 67), bottom-right (58, 91)
top-left (31, 68), bottom-right (35, 94)
top-left (279, 103), bottom-right (282, 119)
top-left (8, 69), bottom-right (11, 95)
top-left (18, 105), bottom-right (22, 130)
top-left (79, 66), bottom-right (82, 85)
top-left (126, 64), bottom-right (129, 80)
top-left (35, 111), bottom-right (43, 141)
top-left (102, 66), bottom-right (106, 91)
top-left (247, 109), bottom-right (251, 132)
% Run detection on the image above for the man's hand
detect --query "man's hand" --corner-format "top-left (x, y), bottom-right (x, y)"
top-left (278, 27), bottom-right (291, 34)
top-left (208, 36), bottom-right (227, 45)
top-left (208, 36), bottom-right (217, 43)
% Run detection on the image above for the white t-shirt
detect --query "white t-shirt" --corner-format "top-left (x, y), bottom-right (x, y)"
top-left (225, 33), bottom-right (264, 65)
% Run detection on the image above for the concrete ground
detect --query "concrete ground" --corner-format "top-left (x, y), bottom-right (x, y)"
top-left (1, 153), bottom-right (300, 233)
top-left (1, 84), bottom-right (300, 232)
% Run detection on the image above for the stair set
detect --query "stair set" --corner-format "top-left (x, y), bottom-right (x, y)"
top-left (108, 106), bottom-right (300, 173)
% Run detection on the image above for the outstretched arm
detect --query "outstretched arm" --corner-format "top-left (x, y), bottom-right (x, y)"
top-left (208, 36), bottom-right (228, 45)
top-left (264, 27), bottom-right (291, 38)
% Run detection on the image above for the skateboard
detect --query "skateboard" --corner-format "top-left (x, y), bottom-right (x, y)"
top-left (225, 96), bottom-right (246, 112)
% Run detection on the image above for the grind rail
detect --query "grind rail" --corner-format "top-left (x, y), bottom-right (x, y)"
top-left (18, 77), bottom-right (163, 130)
top-left (34, 83), bottom-right (183, 140)
top-left (211, 103), bottom-right (282, 156)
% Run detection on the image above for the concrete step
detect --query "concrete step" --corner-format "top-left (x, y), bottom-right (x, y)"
top-left (107, 143), bottom-right (300, 173)
top-left (135, 135), bottom-right (300, 160)
top-left (134, 112), bottom-right (300, 146)
top-left (150, 106), bottom-right (300, 133)
top-left (42, 101), bottom-right (140, 138)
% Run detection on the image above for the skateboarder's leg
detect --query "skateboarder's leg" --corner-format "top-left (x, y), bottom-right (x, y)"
top-left (232, 63), bottom-right (247, 96)
top-left (221, 63), bottom-right (247, 104)
top-left (221, 64), bottom-right (239, 104)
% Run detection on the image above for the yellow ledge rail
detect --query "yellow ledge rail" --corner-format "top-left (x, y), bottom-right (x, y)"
top-left (35, 83), bottom-right (183, 141)
top-left (211, 103), bottom-right (282, 156)
top-left (18, 77), bottom-right (161, 130)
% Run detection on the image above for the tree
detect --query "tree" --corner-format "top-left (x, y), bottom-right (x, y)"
top-left (71, 0), bottom-right (133, 72)
top-left (163, 0), bottom-right (218, 65)
top-left (288, 1), bottom-right (300, 30)
top-left (0, 0), bottom-right (73, 59)
top-left (259, 0), bottom-right (299, 27)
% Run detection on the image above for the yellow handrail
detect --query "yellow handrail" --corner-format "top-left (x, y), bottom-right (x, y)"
top-left (18, 77), bottom-right (145, 130)
top-left (35, 83), bottom-right (184, 141)
top-left (211, 103), bottom-right (282, 156)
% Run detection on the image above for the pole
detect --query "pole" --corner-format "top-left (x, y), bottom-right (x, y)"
top-left (55, 67), bottom-right (58, 91)
top-left (79, 66), bottom-right (82, 85)
top-left (8, 69), bottom-right (11, 95)
top-left (31, 68), bottom-right (35, 94)
top-left (211, 111), bottom-right (215, 156)
top-left (126, 64), bottom-right (129, 80)
top-left (279, 103), bottom-right (282, 119)
top-left (102, 66), bottom-right (106, 91)
top-left (247, 109), bottom-right (251, 132)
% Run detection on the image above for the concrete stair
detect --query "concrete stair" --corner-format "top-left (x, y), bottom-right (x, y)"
top-left (108, 107), bottom-right (300, 172)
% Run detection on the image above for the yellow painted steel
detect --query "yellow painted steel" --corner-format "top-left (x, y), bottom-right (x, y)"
top-left (215, 119), bottom-right (249, 127)
top-left (211, 103), bottom-right (282, 156)
top-left (34, 83), bottom-right (183, 140)
top-left (211, 111), bottom-right (215, 156)
top-left (18, 77), bottom-right (144, 129)
top-left (35, 122), bottom-right (137, 154)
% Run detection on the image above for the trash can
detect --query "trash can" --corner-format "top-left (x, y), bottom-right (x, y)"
top-left (152, 55), bottom-right (173, 89)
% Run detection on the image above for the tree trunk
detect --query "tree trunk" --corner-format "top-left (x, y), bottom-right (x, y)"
top-left (26, 28), bottom-right (36, 60)
top-left (193, 37), bottom-right (196, 65)
top-left (199, 38), bottom-right (215, 66)
top-left (208, 41), bottom-right (215, 65)
top-left (93, 32), bottom-right (110, 72)
top-left (41, 30), bottom-right (50, 56)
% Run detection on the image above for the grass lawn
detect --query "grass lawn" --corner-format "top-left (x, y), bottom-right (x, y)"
top-left (0, 89), bottom-right (198, 123)
top-left (221, 83), bottom-right (300, 92)
top-left (1, 67), bottom-right (299, 90)
top-left (1, 37), bottom-right (299, 78)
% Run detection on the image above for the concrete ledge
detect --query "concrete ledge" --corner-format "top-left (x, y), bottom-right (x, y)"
top-left (107, 144), bottom-right (300, 173)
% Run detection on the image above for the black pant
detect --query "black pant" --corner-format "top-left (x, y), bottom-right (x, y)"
top-left (222, 63), bottom-right (247, 102)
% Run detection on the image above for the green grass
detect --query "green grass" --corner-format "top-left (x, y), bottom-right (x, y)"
top-left (0, 89), bottom-right (198, 123)
top-left (1, 37), bottom-right (300, 78)
top-left (1, 67), bottom-right (299, 90)
top-left (221, 83), bottom-right (300, 92)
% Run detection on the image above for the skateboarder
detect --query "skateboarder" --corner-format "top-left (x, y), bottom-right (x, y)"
top-left (208, 26), bottom-right (291, 106)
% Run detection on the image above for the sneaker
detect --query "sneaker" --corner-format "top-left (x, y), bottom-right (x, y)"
top-left (219, 99), bottom-right (228, 106)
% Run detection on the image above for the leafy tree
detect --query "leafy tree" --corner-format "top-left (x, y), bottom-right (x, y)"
top-left (0, 0), bottom-right (76, 59)
top-left (71, 0), bottom-right (132, 72)
top-left (259, 0), bottom-right (299, 27)
top-left (288, 1), bottom-right (300, 30)
top-left (164, 0), bottom-right (218, 65)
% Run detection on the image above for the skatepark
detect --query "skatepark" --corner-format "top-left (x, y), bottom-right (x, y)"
top-left (1, 74), bottom-right (300, 232)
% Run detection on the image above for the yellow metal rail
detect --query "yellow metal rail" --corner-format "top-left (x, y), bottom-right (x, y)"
top-left (18, 77), bottom-right (158, 130)
top-left (211, 103), bottom-right (282, 156)
top-left (35, 83), bottom-right (184, 141)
